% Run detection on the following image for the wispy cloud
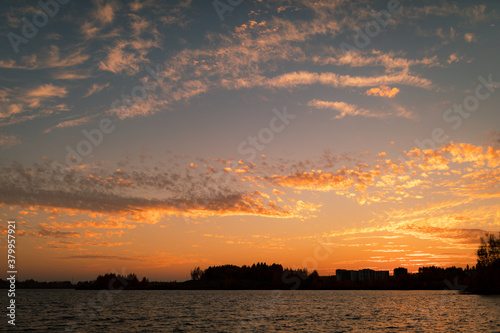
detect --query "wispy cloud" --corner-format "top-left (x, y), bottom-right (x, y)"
top-left (0, 84), bottom-right (69, 126)
top-left (307, 100), bottom-right (388, 119)
top-left (43, 115), bottom-right (97, 133)
top-left (308, 99), bottom-right (416, 119)
top-left (62, 255), bottom-right (134, 260)
top-left (98, 39), bottom-right (158, 75)
top-left (27, 84), bottom-right (68, 106)
top-left (81, 0), bottom-right (120, 39)
top-left (314, 49), bottom-right (440, 73)
top-left (464, 33), bottom-right (477, 43)
top-left (83, 83), bottom-right (110, 98)
top-left (0, 46), bottom-right (89, 70)
top-left (403, 2), bottom-right (497, 23)
top-left (0, 134), bottom-right (21, 149)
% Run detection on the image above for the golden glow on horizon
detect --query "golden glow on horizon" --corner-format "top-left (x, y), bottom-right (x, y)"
top-left (0, 141), bottom-right (498, 281)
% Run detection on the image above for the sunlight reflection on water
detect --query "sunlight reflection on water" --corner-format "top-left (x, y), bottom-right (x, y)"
top-left (6, 289), bottom-right (500, 332)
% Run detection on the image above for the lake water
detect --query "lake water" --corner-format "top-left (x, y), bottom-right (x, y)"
top-left (3, 289), bottom-right (500, 332)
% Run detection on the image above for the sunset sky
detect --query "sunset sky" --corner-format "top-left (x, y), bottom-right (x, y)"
top-left (0, 0), bottom-right (499, 282)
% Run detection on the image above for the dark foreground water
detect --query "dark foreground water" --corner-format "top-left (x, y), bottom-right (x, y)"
top-left (2, 290), bottom-right (500, 332)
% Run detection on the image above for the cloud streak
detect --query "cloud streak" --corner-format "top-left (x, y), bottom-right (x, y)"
top-left (307, 100), bottom-right (389, 119)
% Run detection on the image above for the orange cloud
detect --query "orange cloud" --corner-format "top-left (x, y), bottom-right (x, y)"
top-left (0, 159), bottom-right (319, 223)
top-left (308, 99), bottom-right (415, 119)
top-left (43, 115), bottom-right (97, 133)
top-left (267, 170), bottom-right (355, 191)
top-left (308, 100), bottom-right (388, 119)
top-left (83, 83), bottom-right (110, 98)
top-left (26, 84), bottom-right (67, 107)
top-left (365, 85), bottom-right (400, 98)
top-left (51, 220), bottom-right (137, 230)
top-left (3, 141), bottom-right (499, 226)
top-left (0, 47), bottom-right (89, 70)
top-left (315, 49), bottom-right (439, 72)
top-left (236, 71), bottom-right (433, 90)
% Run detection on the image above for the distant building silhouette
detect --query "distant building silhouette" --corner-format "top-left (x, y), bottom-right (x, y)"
top-left (336, 269), bottom-right (389, 282)
top-left (394, 267), bottom-right (408, 278)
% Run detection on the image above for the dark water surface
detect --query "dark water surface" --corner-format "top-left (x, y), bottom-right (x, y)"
top-left (2, 289), bottom-right (500, 332)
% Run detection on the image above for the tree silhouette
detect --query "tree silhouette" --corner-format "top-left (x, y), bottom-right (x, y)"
top-left (190, 266), bottom-right (203, 280)
top-left (477, 232), bottom-right (500, 268)
top-left (472, 232), bottom-right (500, 294)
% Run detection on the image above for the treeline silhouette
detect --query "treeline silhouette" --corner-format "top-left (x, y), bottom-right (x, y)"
top-left (468, 232), bottom-right (500, 294)
top-left (188, 262), bottom-right (306, 289)
top-left (75, 273), bottom-right (150, 290)
top-left (0, 279), bottom-right (73, 289)
top-left (2, 233), bottom-right (498, 293)
top-left (185, 263), bottom-right (476, 290)
top-left (0, 265), bottom-right (478, 291)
